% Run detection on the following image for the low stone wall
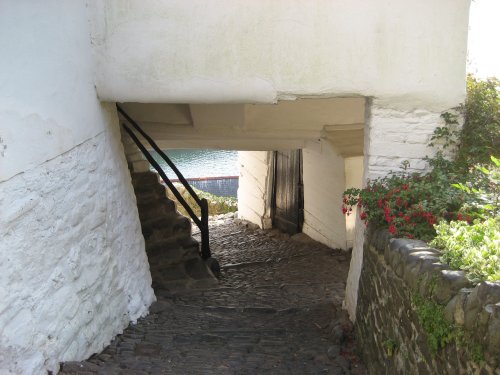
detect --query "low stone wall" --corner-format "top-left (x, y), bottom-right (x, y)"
top-left (355, 227), bottom-right (500, 375)
top-left (172, 176), bottom-right (239, 198)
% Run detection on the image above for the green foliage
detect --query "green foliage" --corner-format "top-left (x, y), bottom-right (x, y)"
top-left (451, 155), bottom-right (500, 221)
top-left (411, 291), bottom-right (485, 362)
top-left (430, 218), bottom-right (500, 283)
top-left (342, 75), bottom-right (499, 245)
top-left (382, 339), bottom-right (398, 357)
top-left (168, 184), bottom-right (237, 217)
top-left (411, 293), bottom-right (456, 354)
top-left (458, 76), bottom-right (500, 169)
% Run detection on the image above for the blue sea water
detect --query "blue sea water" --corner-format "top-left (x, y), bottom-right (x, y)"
top-left (151, 149), bottom-right (239, 179)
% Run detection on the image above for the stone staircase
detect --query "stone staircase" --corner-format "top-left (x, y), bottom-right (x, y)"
top-left (122, 130), bottom-right (217, 291)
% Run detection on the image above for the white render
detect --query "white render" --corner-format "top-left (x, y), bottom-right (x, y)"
top-left (90, 0), bottom-right (469, 112)
top-left (238, 151), bottom-right (273, 229)
top-left (344, 157), bottom-right (364, 249)
top-left (302, 140), bottom-right (347, 249)
top-left (0, 120), bottom-right (155, 374)
top-left (344, 100), bottom-right (445, 321)
top-left (0, 2), bottom-right (155, 373)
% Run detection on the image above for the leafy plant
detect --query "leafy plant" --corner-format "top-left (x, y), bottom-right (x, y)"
top-left (457, 76), bottom-right (500, 169)
top-left (451, 155), bottom-right (500, 221)
top-left (430, 218), bottom-right (500, 283)
top-left (382, 339), bottom-right (398, 357)
top-left (411, 293), bottom-right (455, 354)
top-left (411, 292), bottom-right (485, 362)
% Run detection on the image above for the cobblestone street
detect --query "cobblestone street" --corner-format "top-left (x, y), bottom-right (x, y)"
top-left (61, 220), bottom-right (366, 375)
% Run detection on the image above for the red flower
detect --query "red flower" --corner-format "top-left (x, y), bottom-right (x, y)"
top-left (389, 224), bottom-right (397, 234)
top-left (403, 215), bottom-right (410, 222)
top-left (342, 206), bottom-right (348, 214)
top-left (402, 184), bottom-right (409, 191)
top-left (360, 211), bottom-right (367, 220)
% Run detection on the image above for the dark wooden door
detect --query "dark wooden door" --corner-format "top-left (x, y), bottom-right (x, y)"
top-left (272, 150), bottom-right (304, 235)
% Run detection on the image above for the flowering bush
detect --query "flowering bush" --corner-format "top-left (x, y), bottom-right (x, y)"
top-left (343, 76), bottom-right (499, 243)
top-left (342, 165), bottom-right (467, 240)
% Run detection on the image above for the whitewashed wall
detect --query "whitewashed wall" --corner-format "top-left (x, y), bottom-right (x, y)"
top-left (344, 157), bottom-right (364, 249)
top-left (0, 2), bottom-right (155, 373)
top-left (344, 100), bottom-right (444, 321)
top-left (90, 0), bottom-right (469, 111)
top-left (237, 151), bottom-right (273, 229)
top-left (302, 140), bottom-right (347, 249)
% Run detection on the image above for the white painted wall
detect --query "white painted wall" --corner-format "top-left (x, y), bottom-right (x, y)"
top-left (90, 0), bottom-right (469, 111)
top-left (0, 1), bottom-right (114, 183)
top-left (344, 156), bottom-right (364, 249)
top-left (302, 140), bottom-right (347, 249)
top-left (238, 151), bottom-right (273, 229)
top-left (0, 2), bottom-right (155, 373)
top-left (344, 99), bottom-right (445, 321)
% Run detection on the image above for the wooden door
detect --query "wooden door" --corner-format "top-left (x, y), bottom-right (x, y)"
top-left (272, 150), bottom-right (304, 234)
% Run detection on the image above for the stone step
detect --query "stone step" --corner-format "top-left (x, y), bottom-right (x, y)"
top-left (146, 236), bottom-right (199, 256)
top-left (132, 171), bottom-right (160, 186)
top-left (137, 199), bottom-right (177, 222)
top-left (150, 258), bottom-right (217, 291)
top-left (133, 179), bottom-right (167, 195)
top-left (128, 168), bottom-right (218, 291)
top-left (141, 215), bottom-right (192, 242)
top-left (134, 189), bottom-right (169, 205)
top-left (147, 244), bottom-right (200, 267)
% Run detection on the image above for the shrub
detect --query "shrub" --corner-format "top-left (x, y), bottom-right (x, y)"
top-left (342, 161), bottom-right (466, 241)
top-left (342, 75), bottom-right (499, 243)
top-left (457, 76), bottom-right (500, 169)
top-left (430, 218), bottom-right (500, 283)
top-left (167, 183), bottom-right (237, 217)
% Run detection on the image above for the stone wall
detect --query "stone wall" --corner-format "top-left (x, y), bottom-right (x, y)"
top-left (355, 227), bottom-right (500, 374)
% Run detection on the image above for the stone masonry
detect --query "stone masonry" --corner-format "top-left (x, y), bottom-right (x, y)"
top-left (120, 127), bottom-right (217, 290)
top-left (131, 170), bottom-right (217, 290)
top-left (60, 220), bottom-right (366, 374)
top-left (355, 227), bottom-right (500, 375)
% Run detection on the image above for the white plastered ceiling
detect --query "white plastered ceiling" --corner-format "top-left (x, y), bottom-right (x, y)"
top-left (120, 97), bottom-right (365, 155)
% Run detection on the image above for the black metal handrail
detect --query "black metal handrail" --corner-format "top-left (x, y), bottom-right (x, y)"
top-left (117, 105), bottom-right (211, 260)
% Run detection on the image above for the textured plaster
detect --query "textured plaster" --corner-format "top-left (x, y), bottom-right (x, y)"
top-left (0, 122), bottom-right (155, 374)
top-left (90, 0), bottom-right (469, 111)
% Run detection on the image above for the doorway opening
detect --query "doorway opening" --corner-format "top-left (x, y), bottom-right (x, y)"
top-left (271, 150), bottom-right (304, 235)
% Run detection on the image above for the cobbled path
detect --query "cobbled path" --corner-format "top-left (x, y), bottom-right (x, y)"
top-left (61, 220), bottom-right (366, 375)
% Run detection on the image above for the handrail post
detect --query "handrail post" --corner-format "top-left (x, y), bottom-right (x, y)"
top-left (200, 198), bottom-right (211, 259)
